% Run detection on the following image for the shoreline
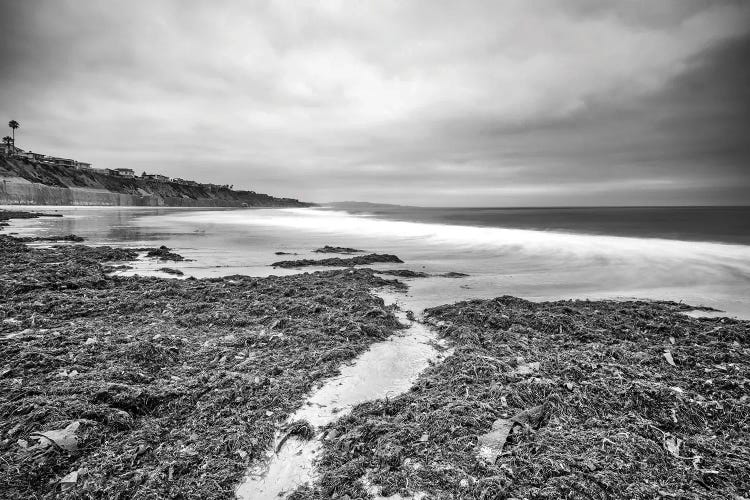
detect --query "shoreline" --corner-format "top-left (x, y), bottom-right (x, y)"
top-left (0, 209), bottom-right (406, 498)
top-left (1, 209), bottom-right (748, 498)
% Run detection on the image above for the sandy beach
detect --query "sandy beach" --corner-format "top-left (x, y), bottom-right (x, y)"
top-left (1, 209), bottom-right (748, 499)
top-left (5, 2), bottom-right (750, 497)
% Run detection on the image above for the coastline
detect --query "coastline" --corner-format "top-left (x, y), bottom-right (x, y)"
top-left (0, 157), bottom-right (312, 208)
top-left (1, 209), bottom-right (748, 498)
top-left (0, 209), bottom-right (404, 498)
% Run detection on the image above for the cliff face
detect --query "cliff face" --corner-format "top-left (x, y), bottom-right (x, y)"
top-left (0, 157), bottom-right (310, 207)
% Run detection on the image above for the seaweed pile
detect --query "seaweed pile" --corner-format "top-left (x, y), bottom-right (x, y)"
top-left (0, 229), bottom-right (407, 498)
top-left (272, 253), bottom-right (403, 268)
top-left (314, 246), bottom-right (364, 254)
top-left (156, 267), bottom-right (185, 276)
top-left (374, 270), bottom-right (469, 279)
top-left (0, 209), bottom-right (62, 226)
top-left (302, 296), bottom-right (749, 499)
top-left (142, 245), bottom-right (185, 261)
top-left (15, 235), bottom-right (85, 243)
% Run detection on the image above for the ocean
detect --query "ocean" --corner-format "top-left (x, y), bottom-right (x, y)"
top-left (4, 204), bottom-right (750, 318)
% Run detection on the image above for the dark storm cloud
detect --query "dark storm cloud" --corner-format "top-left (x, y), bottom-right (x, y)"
top-left (1, 0), bottom-right (748, 205)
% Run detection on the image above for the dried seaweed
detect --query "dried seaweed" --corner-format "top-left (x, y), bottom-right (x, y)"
top-left (0, 221), bottom-right (406, 499)
top-left (304, 296), bottom-right (749, 499)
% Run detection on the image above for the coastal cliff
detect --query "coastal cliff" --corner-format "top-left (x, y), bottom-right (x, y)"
top-left (0, 157), bottom-right (310, 207)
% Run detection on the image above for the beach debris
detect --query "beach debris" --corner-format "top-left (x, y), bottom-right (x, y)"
top-left (59, 470), bottom-right (79, 491)
top-left (510, 404), bottom-right (548, 428)
top-left (477, 418), bottom-right (514, 464)
top-left (512, 358), bottom-right (540, 375)
top-left (276, 420), bottom-right (316, 452)
top-left (26, 421), bottom-right (80, 455)
top-left (314, 246), bottom-right (364, 254)
top-left (664, 350), bottom-right (676, 366)
top-left (664, 435), bottom-right (682, 457)
top-left (477, 404), bottom-right (550, 464)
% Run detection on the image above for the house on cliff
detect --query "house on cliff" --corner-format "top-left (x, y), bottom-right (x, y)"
top-left (172, 178), bottom-right (199, 186)
top-left (47, 157), bottom-right (77, 168)
top-left (28, 152), bottom-right (46, 161)
top-left (112, 168), bottom-right (135, 178)
top-left (142, 173), bottom-right (170, 182)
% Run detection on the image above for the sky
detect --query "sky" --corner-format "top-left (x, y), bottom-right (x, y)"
top-left (1, 1), bottom-right (749, 206)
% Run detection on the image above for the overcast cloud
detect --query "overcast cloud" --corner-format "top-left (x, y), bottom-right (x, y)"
top-left (1, 0), bottom-right (749, 205)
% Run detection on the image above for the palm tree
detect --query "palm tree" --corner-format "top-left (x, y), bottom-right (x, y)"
top-left (8, 120), bottom-right (19, 150)
top-left (2, 135), bottom-right (12, 155)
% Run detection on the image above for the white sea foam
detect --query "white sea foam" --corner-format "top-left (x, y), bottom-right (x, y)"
top-left (173, 207), bottom-right (750, 274)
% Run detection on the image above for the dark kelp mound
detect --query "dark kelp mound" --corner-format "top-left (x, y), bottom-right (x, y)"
top-left (16, 234), bottom-right (85, 243)
top-left (300, 296), bottom-right (749, 499)
top-left (377, 269), bottom-right (430, 278)
top-left (0, 236), bottom-right (191, 295)
top-left (0, 236), bottom-right (405, 499)
top-left (0, 209), bottom-right (62, 222)
top-left (314, 246), bottom-right (365, 254)
top-left (272, 253), bottom-right (403, 268)
top-left (141, 245), bottom-right (185, 261)
top-left (157, 267), bottom-right (184, 276)
top-left (0, 209), bottom-right (61, 228)
top-left (374, 270), bottom-right (470, 279)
